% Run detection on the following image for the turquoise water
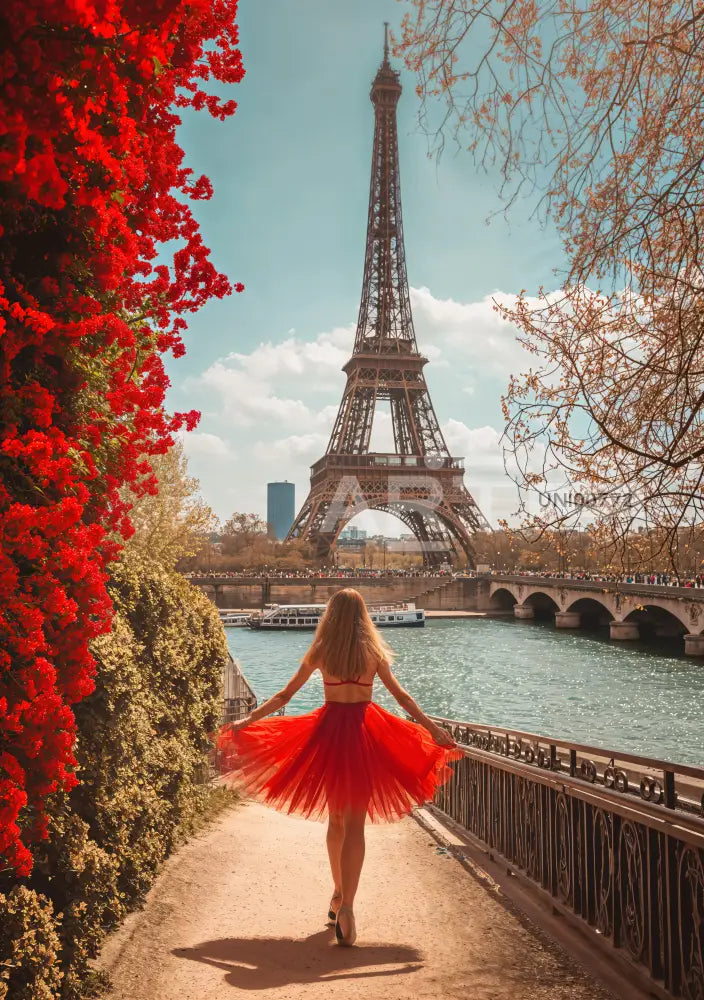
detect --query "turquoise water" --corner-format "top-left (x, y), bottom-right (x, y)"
top-left (226, 618), bottom-right (704, 766)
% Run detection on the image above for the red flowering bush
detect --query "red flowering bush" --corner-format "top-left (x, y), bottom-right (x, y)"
top-left (0, 0), bottom-right (244, 875)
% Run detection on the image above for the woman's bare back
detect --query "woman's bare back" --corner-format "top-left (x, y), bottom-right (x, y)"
top-left (320, 666), bottom-right (376, 703)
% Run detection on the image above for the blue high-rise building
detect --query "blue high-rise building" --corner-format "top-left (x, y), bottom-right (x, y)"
top-left (267, 482), bottom-right (295, 540)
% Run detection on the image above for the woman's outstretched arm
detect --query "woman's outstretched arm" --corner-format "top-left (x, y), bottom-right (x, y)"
top-left (227, 657), bottom-right (317, 730)
top-left (376, 660), bottom-right (457, 747)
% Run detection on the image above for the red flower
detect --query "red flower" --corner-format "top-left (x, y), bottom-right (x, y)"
top-left (0, 0), bottom-right (245, 874)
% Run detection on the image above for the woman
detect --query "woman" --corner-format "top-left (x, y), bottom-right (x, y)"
top-left (216, 588), bottom-right (462, 947)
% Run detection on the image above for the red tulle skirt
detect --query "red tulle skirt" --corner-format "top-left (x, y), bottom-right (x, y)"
top-left (215, 701), bottom-right (463, 823)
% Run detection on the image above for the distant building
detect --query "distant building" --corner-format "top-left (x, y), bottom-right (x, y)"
top-left (267, 482), bottom-right (295, 540)
top-left (337, 526), bottom-right (367, 551)
top-left (339, 526), bottom-right (368, 541)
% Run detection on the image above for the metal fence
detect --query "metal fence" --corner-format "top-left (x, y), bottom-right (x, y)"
top-left (432, 716), bottom-right (704, 1000)
top-left (222, 653), bottom-right (258, 724)
top-left (193, 655), bottom-right (259, 785)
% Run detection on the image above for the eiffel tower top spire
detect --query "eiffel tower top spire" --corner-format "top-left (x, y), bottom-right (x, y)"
top-left (352, 25), bottom-right (415, 357)
top-left (324, 28), bottom-right (447, 457)
top-left (377, 22), bottom-right (395, 82)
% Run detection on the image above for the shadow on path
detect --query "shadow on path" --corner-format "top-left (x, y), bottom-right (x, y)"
top-left (173, 928), bottom-right (424, 990)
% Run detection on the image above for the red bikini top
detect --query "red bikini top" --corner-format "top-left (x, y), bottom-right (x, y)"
top-left (323, 677), bottom-right (374, 687)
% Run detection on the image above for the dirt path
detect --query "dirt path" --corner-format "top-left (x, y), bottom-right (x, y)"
top-left (99, 801), bottom-right (613, 1000)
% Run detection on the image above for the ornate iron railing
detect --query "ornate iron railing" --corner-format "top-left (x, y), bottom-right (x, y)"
top-left (431, 716), bottom-right (704, 1000)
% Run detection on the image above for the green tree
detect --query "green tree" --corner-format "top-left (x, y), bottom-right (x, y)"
top-left (126, 441), bottom-right (218, 569)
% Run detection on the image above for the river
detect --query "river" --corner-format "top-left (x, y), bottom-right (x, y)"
top-left (225, 617), bottom-right (704, 766)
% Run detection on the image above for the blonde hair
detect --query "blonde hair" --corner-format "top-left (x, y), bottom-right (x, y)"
top-left (306, 588), bottom-right (394, 680)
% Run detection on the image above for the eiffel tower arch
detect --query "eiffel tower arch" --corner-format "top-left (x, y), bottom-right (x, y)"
top-left (288, 27), bottom-right (490, 567)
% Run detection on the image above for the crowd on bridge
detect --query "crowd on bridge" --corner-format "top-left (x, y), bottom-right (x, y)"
top-left (490, 570), bottom-right (704, 588)
top-left (183, 567), bottom-right (458, 580)
top-left (183, 566), bottom-right (704, 587)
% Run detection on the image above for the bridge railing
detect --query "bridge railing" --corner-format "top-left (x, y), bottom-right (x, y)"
top-left (310, 453), bottom-right (465, 474)
top-left (431, 715), bottom-right (704, 999)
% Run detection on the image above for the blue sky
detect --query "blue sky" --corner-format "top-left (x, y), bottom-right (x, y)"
top-left (166, 0), bottom-right (564, 531)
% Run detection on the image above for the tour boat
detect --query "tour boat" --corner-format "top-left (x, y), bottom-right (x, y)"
top-left (218, 611), bottom-right (250, 628)
top-left (246, 602), bottom-right (425, 630)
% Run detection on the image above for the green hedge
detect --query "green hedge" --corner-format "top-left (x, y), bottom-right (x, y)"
top-left (0, 563), bottom-right (229, 1000)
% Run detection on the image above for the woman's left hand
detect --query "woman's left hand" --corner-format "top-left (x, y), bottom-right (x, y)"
top-left (227, 718), bottom-right (250, 733)
top-left (432, 726), bottom-right (459, 748)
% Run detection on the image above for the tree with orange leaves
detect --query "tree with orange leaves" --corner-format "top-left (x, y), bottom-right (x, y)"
top-left (397, 1), bottom-right (704, 571)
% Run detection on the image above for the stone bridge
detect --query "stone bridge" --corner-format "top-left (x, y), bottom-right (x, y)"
top-left (187, 572), bottom-right (704, 655)
top-left (486, 574), bottom-right (704, 655)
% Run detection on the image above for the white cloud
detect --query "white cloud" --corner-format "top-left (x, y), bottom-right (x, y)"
top-left (267, 431), bottom-right (328, 462)
top-left (223, 326), bottom-right (351, 383)
top-left (368, 408), bottom-right (395, 452)
top-left (187, 326), bottom-right (352, 432)
top-left (443, 419), bottom-right (504, 472)
top-left (180, 431), bottom-right (231, 458)
top-left (410, 285), bottom-right (534, 375)
top-left (194, 363), bottom-right (313, 428)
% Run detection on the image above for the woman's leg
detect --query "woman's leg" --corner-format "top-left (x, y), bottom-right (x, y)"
top-left (326, 811), bottom-right (344, 898)
top-left (339, 808), bottom-right (367, 909)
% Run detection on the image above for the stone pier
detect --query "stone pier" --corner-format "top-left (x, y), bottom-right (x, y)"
top-left (513, 604), bottom-right (535, 620)
top-left (610, 620), bottom-right (640, 641)
top-left (684, 633), bottom-right (704, 656)
top-left (554, 611), bottom-right (581, 629)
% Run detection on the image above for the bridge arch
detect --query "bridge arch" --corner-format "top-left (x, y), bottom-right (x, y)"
top-left (522, 590), bottom-right (561, 618)
top-left (564, 596), bottom-right (614, 627)
top-left (488, 583), bottom-right (562, 616)
top-left (623, 604), bottom-right (688, 637)
top-left (489, 587), bottom-right (518, 611)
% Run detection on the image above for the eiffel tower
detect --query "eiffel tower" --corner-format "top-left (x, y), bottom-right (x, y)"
top-left (288, 27), bottom-right (489, 567)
